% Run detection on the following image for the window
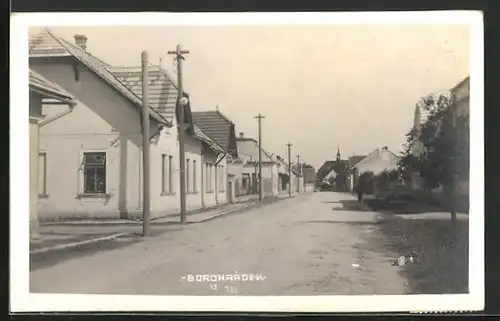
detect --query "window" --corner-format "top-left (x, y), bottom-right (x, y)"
top-left (161, 154), bottom-right (168, 194)
top-left (38, 152), bottom-right (47, 196)
top-left (83, 152), bottom-right (106, 194)
top-left (219, 165), bottom-right (225, 192)
top-left (206, 164), bottom-right (213, 193)
top-left (193, 160), bottom-right (197, 193)
top-left (186, 159), bottom-right (191, 193)
top-left (168, 155), bottom-right (174, 193)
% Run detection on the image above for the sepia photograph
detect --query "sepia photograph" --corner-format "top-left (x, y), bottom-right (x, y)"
top-left (11, 11), bottom-right (483, 313)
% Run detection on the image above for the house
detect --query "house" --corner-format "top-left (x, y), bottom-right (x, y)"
top-left (349, 146), bottom-right (400, 191)
top-left (411, 76), bottom-right (470, 199)
top-left (450, 76), bottom-right (470, 199)
top-left (347, 154), bottom-right (367, 190)
top-left (29, 69), bottom-right (77, 238)
top-left (29, 28), bottom-right (226, 220)
top-left (316, 148), bottom-right (350, 191)
top-left (272, 155), bottom-right (303, 194)
top-left (450, 76), bottom-right (470, 120)
top-left (302, 166), bottom-right (317, 192)
top-left (191, 109), bottom-right (240, 203)
top-left (235, 132), bottom-right (279, 198)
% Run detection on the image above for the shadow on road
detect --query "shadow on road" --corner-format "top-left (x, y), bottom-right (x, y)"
top-left (332, 198), bottom-right (468, 216)
top-left (332, 200), bottom-right (373, 212)
top-left (298, 220), bottom-right (383, 226)
top-left (30, 230), bottom-right (171, 271)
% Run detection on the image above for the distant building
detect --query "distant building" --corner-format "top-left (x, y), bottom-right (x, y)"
top-left (449, 76), bottom-right (470, 209)
top-left (410, 75), bottom-right (469, 201)
top-left (29, 69), bottom-right (77, 237)
top-left (235, 132), bottom-right (280, 197)
top-left (316, 148), bottom-right (350, 191)
top-left (192, 109), bottom-right (239, 203)
top-left (349, 146), bottom-right (400, 191)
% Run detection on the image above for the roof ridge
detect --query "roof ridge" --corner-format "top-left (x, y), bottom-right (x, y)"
top-left (215, 109), bottom-right (235, 125)
top-left (40, 29), bottom-right (168, 125)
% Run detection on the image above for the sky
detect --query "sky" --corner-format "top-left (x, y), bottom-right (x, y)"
top-left (30, 24), bottom-right (470, 169)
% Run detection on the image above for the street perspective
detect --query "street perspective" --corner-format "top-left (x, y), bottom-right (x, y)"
top-left (16, 12), bottom-right (483, 313)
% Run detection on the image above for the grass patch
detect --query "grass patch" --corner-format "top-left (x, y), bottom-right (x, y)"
top-left (376, 218), bottom-right (469, 294)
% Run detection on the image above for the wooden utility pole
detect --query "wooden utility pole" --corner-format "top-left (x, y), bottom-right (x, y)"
top-left (255, 114), bottom-right (265, 201)
top-left (168, 44), bottom-right (190, 224)
top-left (286, 142), bottom-right (292, 197)
top-left (296, 154), bottom-right (301, 193)
top-left (141, 51), bottom-right (151, 236)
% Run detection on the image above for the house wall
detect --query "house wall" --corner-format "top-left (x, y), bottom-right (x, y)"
top-left (228, 161), bottom-right (244, 200)
top-left (200, 145), bottom-right (227, 208)
top-left (31, 58), bottom-right (211, 220)
top-left (235, 139), bottom-right (278, 198)
top-left (29, 92), bottom-right (43, 238)
top-left (260, 164), bottom-right (278, 196)
top-left (355, 149), bottom-right (399, 176)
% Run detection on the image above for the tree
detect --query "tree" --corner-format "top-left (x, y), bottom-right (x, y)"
top-left (357, 171), bottom-right (374, 195)
top-left (397, 92), bottom-right (469, 220)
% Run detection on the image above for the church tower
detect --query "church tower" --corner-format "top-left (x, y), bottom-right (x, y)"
top-left (336, 146), bottom-right (341, 161)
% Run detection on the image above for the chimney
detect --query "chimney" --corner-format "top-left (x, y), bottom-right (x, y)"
top-left (382, 146), bottom-right (388, 150)
top-left (239, 132), bottom-right (244, 138)
top-left (74, 34), bottom-right (88, 51)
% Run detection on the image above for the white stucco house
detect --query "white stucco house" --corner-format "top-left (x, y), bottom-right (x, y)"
top-left (235, 133), bottom-right (280, 198)
top-left (273, 155), bottom-right (303, 194)
top-left (29, 29), bottom-right (227, 220)
top-left (192, 109), bottom-right (240, 203)
top-left (349, 147), bottom-right (400, 191)
top-left (29, 69), bottom-right (77, 237)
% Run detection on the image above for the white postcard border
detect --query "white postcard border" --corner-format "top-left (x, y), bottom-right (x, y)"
top-left (10, 11), bottom-right (484, 313)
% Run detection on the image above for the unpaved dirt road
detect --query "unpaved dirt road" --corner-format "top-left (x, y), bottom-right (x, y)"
top-left (30, 192), bottom-right (408, 295)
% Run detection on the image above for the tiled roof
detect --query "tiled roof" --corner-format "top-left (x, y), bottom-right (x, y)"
top-left (193, 125), bottom-right (224, 153)
top-left (192, 110), bottom-right (237, 154)
top-left (348, 155), bottom-right (367, 167)
top-left (109, 66), bottom-right (179, 124)
top-left (29, 29), bottom-right (167, 125)
top-left (29, 69), bottom-right (76, 104)
top-left (354, 147), bottom-right (400, 170)
top-left (28, 29), bottom-right (223, 154)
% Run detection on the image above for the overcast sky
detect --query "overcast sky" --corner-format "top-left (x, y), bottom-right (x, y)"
top-left (30, 25), bottom-right (470, 169)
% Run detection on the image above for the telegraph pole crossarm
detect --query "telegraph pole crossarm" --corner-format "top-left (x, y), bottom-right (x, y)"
top-left (168, 44), bottom-right (190, 224)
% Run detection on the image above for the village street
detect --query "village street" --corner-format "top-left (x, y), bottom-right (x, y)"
top-left (30, 192), bottom-right (410, 296)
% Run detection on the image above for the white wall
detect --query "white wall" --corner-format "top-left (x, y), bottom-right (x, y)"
top-left (355, 148), bottom-right (400, 176)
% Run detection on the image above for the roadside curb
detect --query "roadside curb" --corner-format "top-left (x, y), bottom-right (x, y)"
top-left (30, 233), bottom-right (128, 255)
top-left (39, 200), bottom-right (261, 226)
top-left (191, 196), bottom-right (294, 224)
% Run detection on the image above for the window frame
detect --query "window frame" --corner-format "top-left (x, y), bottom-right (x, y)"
top-left (77, 150), bottom-right (109, 198)
top-left (169, 155), bottom-right (174, 194)
top-left (186, 158), bottom-right (191, 193)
